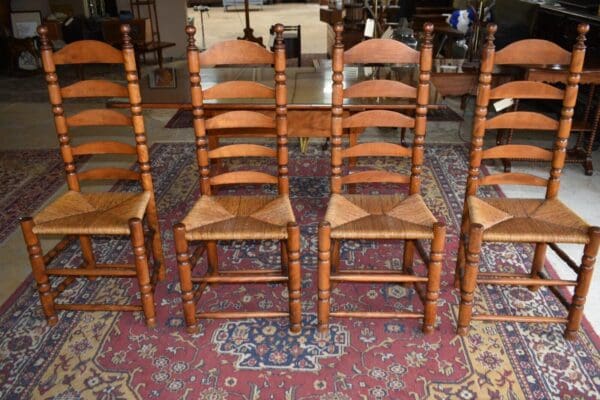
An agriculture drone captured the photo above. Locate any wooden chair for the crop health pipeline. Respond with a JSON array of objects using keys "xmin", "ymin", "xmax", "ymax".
[
  {"xmin": 174, "ymin": 25, "xmax": 301, "ymax": 334},
  {"xmin": 455, "ymin": 23, "xmax": 599, "ymax": 340},
  {"xmin": 21, "ymin": 25, "xmax": 165, "ymax": 327},
  {"xmin": 317, "ymin": 23, "xmax": 446, "ymax": 334}
]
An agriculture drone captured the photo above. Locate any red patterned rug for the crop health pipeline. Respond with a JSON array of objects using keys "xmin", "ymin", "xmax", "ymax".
[{"xmin": 0, "ymin": 142, "xmax": 598, "ymax": 399}]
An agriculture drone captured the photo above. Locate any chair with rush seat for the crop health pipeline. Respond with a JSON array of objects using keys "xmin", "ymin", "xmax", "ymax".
[
  {"xmin": 21, "ymin": 25, "xmax": 165, "ymax": 327},
  {"xmin": 455, "ymin": 23, "xmax": 599, "ymax": 340},
  {"xmin": 174, "ymin": 25, "xmax": 301, "ymax": 334},
  {"xmin": 317, "ymin": 23, "xmax": 446, "ymax": 334}
]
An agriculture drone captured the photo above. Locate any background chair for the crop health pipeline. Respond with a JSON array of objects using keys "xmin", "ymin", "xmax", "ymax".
[
  {"xmin": 21, "ymin": 25, "xmax": 165, "ymax": 327},
  {"xmin": 455, "ymin": 23, "xmax": 599, "ymax": 340},
  {"xmin": 174, "ymin": 24, "xmax": 301, "ymax": 334},
  {"xmin": 317, "ymin": 23, "xmax": 446, "ymax": 334}
]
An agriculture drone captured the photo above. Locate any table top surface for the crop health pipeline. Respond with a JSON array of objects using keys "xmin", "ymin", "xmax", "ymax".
[{"xmin": 131, "ymin": 63, "xmax": 445, "ymax": 109}]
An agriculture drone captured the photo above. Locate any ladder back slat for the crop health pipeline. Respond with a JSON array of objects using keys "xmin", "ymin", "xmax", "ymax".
[
  {"xmin": 210, "ymin": 171, "xmax": 278, "ymax": 186},
  {"xmin": 485, "ymin": 111, "xmax": 559, "ymax": 131},
  {"xmin": 77, "ymin": 168, "xmax": 140, "ymax": 181},
  {"xmin": 494, "ymin": 39, "xmax": 571, "ymax": 66},
  {"xmin": 208, "ymin": 144, "xmax": 277, "ymax": 159},
  {"xmin": 342, "ymin": 142, "xmax": 412, "ymax": 158},
  {"xmin": 72, "ymin": 141, "xmax": 137, "ymax": 156},
  {"xmin": 341, "ymin": 170, "xmax": 411, "ymax": 185},
  {"xmin": 342, "ymin": 110, "xmax": 414, "ymax": 129},
  {"xmin": 61, "ymin": 80, "xmax": 129, "ymax": 98},
  {"xmin": 479, "ymin": 172, "xmax": 548, "ymax": 187},
  {"xmin": 344, "ymin": 39, "xmax": 420, "ymax": 64},
  {"xmin": 205, "ymin": 111, "xmax": 276, "ymax": 130},
  {"xmin": 344, "ymin": 80, "xmax": 417, "ymax": 99},
  {"xmin": 53, "ymin": 40, "xmax": 124, "ymax": 64},
  {"xmin": 67, "ymin": 109, "xmax": 132, "ymax": 127},
  {"xmin": 482, "ymin": 145, "xmax": 553, "ymax": 161},
  {"xmin": 489, "ymin": 81, "xmax": 565, "ymax": 100},
  {"xmin": 198, "ymin": 40, "xmax": 274, "ymax": 65},
  {"xmin": 203, "ymin": 81, "xmax": 275, "ymax": 100}
]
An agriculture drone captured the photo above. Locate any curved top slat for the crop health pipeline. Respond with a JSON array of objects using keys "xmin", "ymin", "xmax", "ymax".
[
  {"xmin": 482, "ymin": 144, "xmax": 553, "ymax": 161},
  {"xmin": 342, "ymin": 109, "xmax": 415, "ymax": 129},
  {"xmin": 66, "ymin": 109, "xmax": 132, "ymax": 127},
  {"xmin": 209, "ymin": 144, "xmax": 277, "ymax": 159},
  {"xmin": 489, "ymin": 81, "xmax": 564, "ymax": 100},
  {"xmin": 54, "ymin": 40, "xmax": 124, "ymax": 65},
  {"xmin": 203, "ymin": 81, "xmax": 275, "ymax": 100},
  {"xmin": 344, "ymin": 39, "xmax": 420, "ymax": 65},
  {"xmin": 205, "ymin": 110, "xmax": 276, "ymax": 130},
  {"xmin": 485, "ymin": 111, "xmax": 559, "ymax": 131},
  {"xmin": 344, "ymin": 80, "xmax": 417, "ymax": 99},
  {"xmin": 494, "ymin": 39, "xmax": 571, "ymax": 66},
  {"xmin": 199, "ymin": 40, "xmax": 274, "ymax": 65},
  {"xmin": 61, "ymin": 80, "xmax": 128, "ymax": 98}
]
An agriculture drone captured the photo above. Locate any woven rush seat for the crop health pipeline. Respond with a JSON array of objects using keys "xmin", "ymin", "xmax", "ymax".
[
  {"xmin": 33, "ymin": 191, "xmax": 151, "ymax": 235},
  {"xmin": 468, "ymin": 197, "xmax": 590, "ymax": 244},
  {"xmin": 326, "ymin": 194, "xmax": 437, "ymax": 240},
  {"xmin": 182, "ymin": 195, "xmax": 295, "ymax": 241}
]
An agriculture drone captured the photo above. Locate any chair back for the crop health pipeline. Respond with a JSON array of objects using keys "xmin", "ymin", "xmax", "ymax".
[
  {"xmin": 330, "ymin": 22, "xmax": 434, "ymax": 195},
  {"xmin": 466, "ymin": 23, "xmax": 588, "ymax": 200},
  {"xmin": 38, "ymin": 24, "xmax": 154, "ymax": 195},
  {"xmin": 185, "ymin": 25, "xmax": 289, "ymax": 196}
]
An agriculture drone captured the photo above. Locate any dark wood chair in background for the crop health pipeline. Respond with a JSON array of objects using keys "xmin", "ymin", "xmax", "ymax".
[
  {"xmin": 21, "ymin": 25, "xmax": 165, "ymax": 327},
  {"xmin": 269, "ymin": 24, "xmax": 301, "ymax": 67},
  {"xmin": 174, "ymin": 25, "xmax": 301, "ymax": 334},
  {"xmin": 317, "ymin": 23, "xmax": 446, "ymax": 334},
  {"xmin": 455, "ymin": 23, "xmax": 599, "ymax": 340}
]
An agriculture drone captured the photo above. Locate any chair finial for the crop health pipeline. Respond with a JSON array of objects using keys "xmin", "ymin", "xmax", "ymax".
[
  {"xmin": 423, "ymin": 22, "xmax": 434, "ymax": 47},
  {"xmin": 334, "ymin": 22, "xmax": 343, "ymax": 47},
  {"xmin": 37, "ymin": 25, "xmax": 51, "ymax": 49},
  {"xmin": 186, "ymin": 25, "xmax": 197, "ymax": 49},
  {"xmin": 485, "ymin": 23, "xmax": 497, "ymax": 49},
  {"xmin": 121, "ymin": 24, "xmax": 132, "ymax": 48},
  {"xmin": 576, "ymin": 23, "xmax": 589, "ymax": 50}
]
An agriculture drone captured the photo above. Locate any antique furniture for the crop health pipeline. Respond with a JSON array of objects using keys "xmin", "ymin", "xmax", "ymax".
[
  {"xmin": 128, "ymin": 0, "xmax": 175, "ymax": 68},
  {"xmin": 317, "ymin": 23, "xmax": 446, "ymax": 333},
  {"xmin": 269, "ymin": 24, "xmax": 301, "ymax": 67},
  {"xmin": 22, "ymin": 25, "xmax": 165, "ymax": 327},
  {"xmin": 174, "ymin": 25, "xmax": 302, "ymax": 333},
  {"xmin": 455, "ymin": 23, "xmax": 599, "ymax": 340}
]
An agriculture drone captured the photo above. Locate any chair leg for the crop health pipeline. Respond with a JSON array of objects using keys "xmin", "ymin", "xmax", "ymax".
[
  {"xmin": 423, "ymin": 223, "xmax": 446, "ymax": 334},
  {"xmin": 317, "ymin": 222, "xmax": 332, "ymax": 332},
  {"xmin": 20, "ymin": 217, "xmax": 57, "ymax": 326},
  {"xmin": 79, "ymin": 235, "xmax": 97, "ymax": 281},
  {"xmin": 174, "ymin": 223, "xmax": 198, "ymax": 333},
  {"xmin": 206, "ymin": 241, "xmax": 219, "ymax": 276},
  {"xmin": 280, "ymin": 240, "xmax": 288, "ymax": 275},
  {"xmin": 528, "ymin": 243, "xmax": 547, "ymax": 291},
  {"xmin": 129, "ymin": 218, "xmax": 156, "ymax": 328},
  {"xmin": 457, "ymin": 223, "xmax": 483, "ymax": 336},
  {"xmin": 331, "ymin": 239, "xmax": 340, "ymax": 274},
  {"xmin": 146, "ymin": 198, "xmax": 166, "ymax": 281},
  {"xmin": 455, "ymin": 206, "xmax": 470, "ymax": 289},
  {"xmin": 565, "ymin": 227, "xmax": 600, "ymax": 340},
  {"xmin": 402, "ymin": 239, "xmax": 415, "ymax": 287},
  {"xmin": 286, "ymin": 223, "xmax": 302, "ymax": 333}
]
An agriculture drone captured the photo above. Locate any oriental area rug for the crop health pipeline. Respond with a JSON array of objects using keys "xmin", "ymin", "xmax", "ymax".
[{"xmin": 0, "ymin": 142, "xmax": 598, "ymax": 399}]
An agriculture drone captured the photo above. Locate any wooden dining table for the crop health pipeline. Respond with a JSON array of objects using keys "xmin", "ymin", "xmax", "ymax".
[{"xmin": 108, "ymin": 63, "xmax": 448, "ymax": 140}]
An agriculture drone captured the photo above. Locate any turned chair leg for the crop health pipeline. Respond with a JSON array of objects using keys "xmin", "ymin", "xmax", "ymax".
[
  {"xmin": 565, "ymin": 226, "xmax": 600, "ymax": 340},
  {"xmin": 174, "ymin": 223, "xmax": 198, "ymax": 333},
  {"xmin": 129, "ymin": 218, "xmax": 156, "ymax": 328},
  {"xmin": 20, "ymin": 217, "xmax": 57, "ymax": 326},
  {"xmin": 80, "ymin": 235, "xmax": 97, "ymax": 281},
  {"xmin": 280, "ymin": 240, "xmax": 288, "ymax": 275},
  {"xmin": 206, "ymin": 241, "xmax": 219, "ymax": 276},
  {"xmin": 528, "ymin": 243, "xmax": 547, "ymax": 291},
  {"xmin": 286, "ymin": 223, "xmax": 302, "ymax": 333},
  {"xmin": 455, "ymin": 206, "xmax": 470, "ymax": 289},
  {"xmin": 457, "ymin": 223, "xmax": 483, "ymax": 336},
  {"xmin": 146, "ymin": 199, "xmax": 166, "ymax": 281},
  {"xmin": 331, "ymin": 239, "xmax": 340, "ymax": 274},
  {"xmin": 423, "ymin": 223, "xmax": 446, "ymax": 334},
  {"xmin": 317, "ymin": 222, "xmax": 332, "ymax": 332},
  {"xmin": 402, "ymin": 239, "xmax": 415, "ymax": 287}
]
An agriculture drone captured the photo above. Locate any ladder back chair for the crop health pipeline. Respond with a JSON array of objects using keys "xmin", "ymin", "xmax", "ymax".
[
  {"xmin": 455, "ymin": 23, "xmax": 599, "ymax": 340},
  {"xmin": 317, "ymin": 23, "xmax": 446, "ymax": 334},
  {"xmin": 22, "ymin": 25, "xmax": 165, "ymax": 327},
  {"xmin": 174, "ymin": 25, "xmax": 301, "ymax": 334}
]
